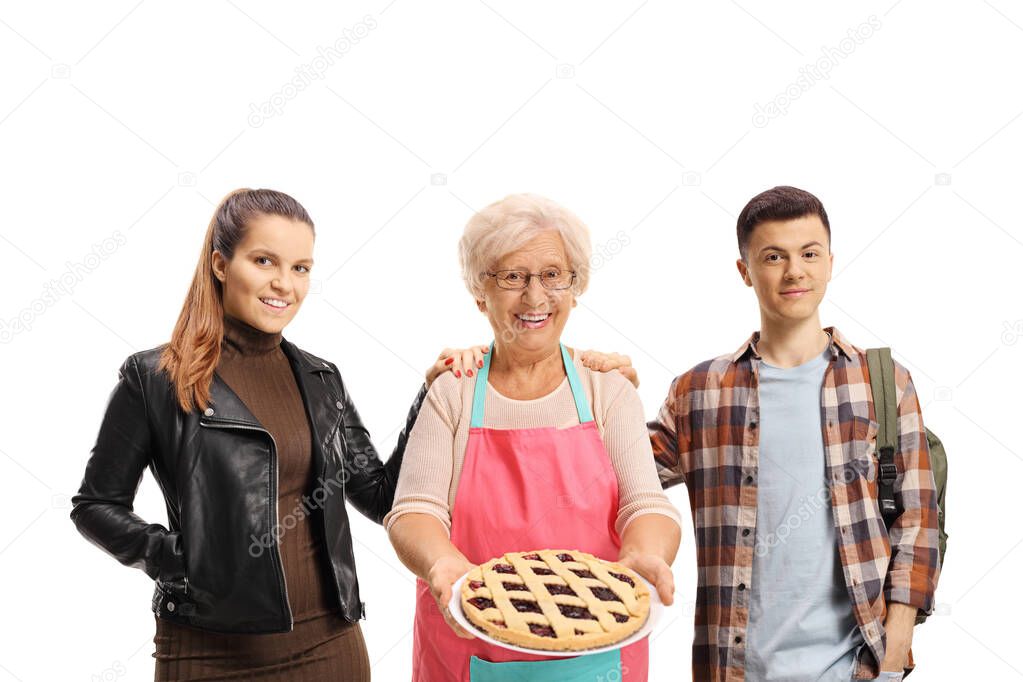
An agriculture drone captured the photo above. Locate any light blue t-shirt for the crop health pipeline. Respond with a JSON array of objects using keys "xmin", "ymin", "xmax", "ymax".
[{"xmin": 744, "ymin": 347, "xmax": 867, "ymax": 681}]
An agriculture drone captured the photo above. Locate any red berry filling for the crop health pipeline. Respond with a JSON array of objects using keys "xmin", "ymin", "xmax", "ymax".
[
  {"xmin": 572, "ymin": 569, "xmax": 597, "ymax": 579},
  {"xmin": 522, "ymin": 553, "xmax": 541, "ymax": 560},
  {"xmin": 590, "ymin": 587, "xmax": 618, "ymax": 601},
  {"xmin": 556, "ymin": 553, "xmax": 575, "ymax": 562},
  {"xmin": 609, "ymin": 572, "xmax": 635, "ymax": 587},
  {"xmin": 502, "ymin": 582, "xmax": 528, "ymax": 591},
  {"xmin": 614, "ymin": 613, "xmax": 630, "ymax": 623},
  {"xmin": 468, "ymin": 580, "xmax": 484, "ymax": 590},
  {"xmin": 533, "ymin": 567, "xmax": 555, "ymax": 575},
  {"xmin": 511, "ymin": 599, "xmax": 542, "ymax": 614},
  {"xmin": 558, "ymin": 604, "xmax": 597, "ymax": 620},
  {"xmin": 468, "ymin": 597, "xmax": 495, "ymax": 610},
  {"xmin": 529, "ymin": 624, "xmax": 556, "ymax": 638},
  {"xmin": 494, "ymin": 564, "xmax": 515, "ymax": 574},
  {"xmin": 547, "ymin": 584, "xmax": 577, "ymax": 596}
]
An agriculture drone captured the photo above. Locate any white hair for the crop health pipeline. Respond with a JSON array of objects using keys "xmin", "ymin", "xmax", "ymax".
[{"xmin": 458, "ymin": 193, "xmax": 592, "ymax": 301}]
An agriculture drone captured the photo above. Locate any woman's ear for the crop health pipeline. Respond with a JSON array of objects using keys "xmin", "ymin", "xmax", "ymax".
[
  {"xmin": 211, "ymin": 250, "xmax": 227, "ymax": 283},
  {"xmin": 476, "ymin": 298, "xmax": 486, "ymax": 313}
]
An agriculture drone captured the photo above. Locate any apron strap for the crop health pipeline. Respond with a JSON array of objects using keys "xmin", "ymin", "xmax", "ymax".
[
  {"xmin": 561, "ymin": 344, "xmax": 594, "ymax": 424},
  {"xmin": 470, "ymin": 342, "xmax": 594, "ymax": 428},
  {"xmin": 469, "ymin": 342, "xmax": 493, "ymax": 428}
]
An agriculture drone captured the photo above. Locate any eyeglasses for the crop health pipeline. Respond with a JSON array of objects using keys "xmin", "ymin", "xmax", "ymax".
[{"xmin": 485, "ymin": 268, "xmax": 576, "ymax": 291}]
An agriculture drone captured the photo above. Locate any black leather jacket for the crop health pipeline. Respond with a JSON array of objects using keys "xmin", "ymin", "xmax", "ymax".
[{"xmin": 70, "ymin": 337, "xmax": 425, "ymax": 634}]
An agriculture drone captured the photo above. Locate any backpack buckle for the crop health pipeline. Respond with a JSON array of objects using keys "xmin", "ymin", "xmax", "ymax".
[
  {"xmin": 878, "ymin": 445, "xmax": 897, "ymax": 485},
  {"xmin": 879, "ymin": 498, "xmax": 898, "ymax": 515}
]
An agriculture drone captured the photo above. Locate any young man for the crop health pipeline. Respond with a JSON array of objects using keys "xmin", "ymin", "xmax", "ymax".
[{"xmin": 645, "ymin": 186, "xmax": 940, "ymax": 681}]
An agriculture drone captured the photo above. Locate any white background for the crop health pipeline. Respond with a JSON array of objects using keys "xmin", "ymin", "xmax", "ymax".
[{"xmin": 1, "ymin": 1, "xmax": 1021, "ymax": 680}]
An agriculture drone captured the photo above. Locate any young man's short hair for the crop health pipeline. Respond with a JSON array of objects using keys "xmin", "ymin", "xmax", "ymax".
[{"xmin": 736, "ymin": 186, "xmax": 831, "ymax": 261}]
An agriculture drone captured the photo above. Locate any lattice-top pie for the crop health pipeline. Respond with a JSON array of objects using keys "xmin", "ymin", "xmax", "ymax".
[{"xmin": 460, "ymin": 549, "xmax": 650, "ymax": 651}]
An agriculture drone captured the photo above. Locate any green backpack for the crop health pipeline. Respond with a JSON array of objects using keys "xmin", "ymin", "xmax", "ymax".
[{"xmin": 866, "ymin": 348, "xmax": 947, "ymax": 624}]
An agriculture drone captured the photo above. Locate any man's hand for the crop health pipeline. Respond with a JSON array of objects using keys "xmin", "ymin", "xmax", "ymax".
[
  {"xmin": 880, "ymin": 602, "xmax": 916, "ymax": 672},
  {"xmin": 579, "ymin": 350, "xmax": 639, "ymax": 388},
  {"xmin": 426, "ymin": 346, "xmax": 490, "ymax": 387}
]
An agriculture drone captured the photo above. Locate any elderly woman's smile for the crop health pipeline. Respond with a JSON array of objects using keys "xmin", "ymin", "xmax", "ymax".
[{"xmin": 515, "ymin": 311, "xmax": 551, "ymax": 329}]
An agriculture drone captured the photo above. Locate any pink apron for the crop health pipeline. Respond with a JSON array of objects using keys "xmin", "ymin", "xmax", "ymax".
[{"xmin": 411, "ymin": 343, "xmax": 649, "ymax": 681}]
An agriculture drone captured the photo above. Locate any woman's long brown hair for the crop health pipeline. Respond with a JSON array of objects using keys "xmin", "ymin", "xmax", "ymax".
[{"xmin": 157, "ymin": 188, "xmax": 314, "ymax": 412}]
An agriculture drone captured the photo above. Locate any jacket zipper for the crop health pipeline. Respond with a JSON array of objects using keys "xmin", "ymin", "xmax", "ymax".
[
  {"xmin": 199, "ymin": 419, "xmax": 294, "ymax": 630},
  {"xmin": 322, "ymin": 409, "xmax": 347, "ymax": 612}
]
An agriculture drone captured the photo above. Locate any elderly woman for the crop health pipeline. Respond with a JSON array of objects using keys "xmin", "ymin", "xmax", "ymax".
[{"xmin": 385, "ymin": 193, "xmax": 682, "ymax": 681}]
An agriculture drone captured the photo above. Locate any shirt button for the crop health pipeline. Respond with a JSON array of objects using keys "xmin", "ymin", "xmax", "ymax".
[
  {"xmin": 742, "ymin": 528, "xmax": 751, "ymax": 537},
  {"xmin": 335, "ymin": 400, "xmax": 343, "ymax": 410},
  {"xmin": 749, "ymin": 420, "xmax": 757, "ymax": 429},
  {"xmin": 738, "ymin": 583, "xmax": 746, "ymax": 591},
  {"xmin": 167, "ymin": 601, "xmax": 176, "ymax": 612},
  {"xmin": 734, "ymin": 636, "xmax": 743, "ymax": 644},
  {"xmin": 745, "ymin": 476, "xmax": 754, "ymax": 485},
  {"xmin": 203, "ymin": 408, "xmax": 214, "ymax": 417}
]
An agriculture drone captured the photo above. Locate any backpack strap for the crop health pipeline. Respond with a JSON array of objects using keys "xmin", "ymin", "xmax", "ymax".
[{"xmin": 866, "ymin": 347, "xmax": 900, "ymax": 527}]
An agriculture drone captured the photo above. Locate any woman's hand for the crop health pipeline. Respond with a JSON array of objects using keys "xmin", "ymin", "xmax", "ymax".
[
  {"xmin": 618, "ymin": 552, "xmax": 674, "ymax": 606},
  {"xmin": 579, "ymin": 350, "xmax": 639, "ymax": 388},
  {"xmin": 426, "ymin": 346, "xmax": 490, "ymax": 387},
  {"xmin": 427, "ymin": 555, "xmax": 477, "ymax": 639}
]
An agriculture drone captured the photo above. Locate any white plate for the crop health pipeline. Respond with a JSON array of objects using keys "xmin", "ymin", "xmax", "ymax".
[{"xmin": 447, "ymin": 570, "xmax": 664, "ymax": 658}]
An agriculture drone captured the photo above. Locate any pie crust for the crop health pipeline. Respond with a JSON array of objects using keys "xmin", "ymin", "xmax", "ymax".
[{"xmin": 460, "ymin": 549, "xmax": 650, "ymax": 651}]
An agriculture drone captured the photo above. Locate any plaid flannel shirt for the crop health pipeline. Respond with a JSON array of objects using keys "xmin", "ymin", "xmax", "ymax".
[{"xmin": 650, "ymin": 327, "xmax": 940, "ymax": 681}]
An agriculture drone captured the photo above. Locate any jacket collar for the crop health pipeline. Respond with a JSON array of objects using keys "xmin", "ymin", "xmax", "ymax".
[
  {"xmin": 279, "ymin": 336, "xmax": 336, "ymax": 377},
  {"xmin": 729, "ymin": 325, "xmax": 855, "ymax": 364},
  {"xmin": 202, "ymin": 338, "xmax": 344, "ymax": 468}
]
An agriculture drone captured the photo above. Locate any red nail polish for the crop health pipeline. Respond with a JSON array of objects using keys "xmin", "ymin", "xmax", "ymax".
[
  {"xmin": 454, "ymin": 371, "xmax": 461, "ymax": 378},
  {"xmin": 467, "ymin": 369, "xmax": 473, "ymax": 377},
  {"xmin": 445, "ymin": 357, "xmax": 454, "ymax": 366},
  {"xmin": 478, "ymin": 360, "xmax": 484, "ymax": 368}
]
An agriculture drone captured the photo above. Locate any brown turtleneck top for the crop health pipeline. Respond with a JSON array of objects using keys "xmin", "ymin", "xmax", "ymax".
[
  {"xmin": 213, "ymin": 312, "xmax": 336, "ymax": 621},
  {"xmin": 153, "ymin": 313, "xmax": 370, "ymax": 681}
]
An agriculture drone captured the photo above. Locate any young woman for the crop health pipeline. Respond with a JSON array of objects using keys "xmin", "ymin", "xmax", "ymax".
[{"xmin": 70, "ymin": 188, "xmax": 475, "ymax": 680}]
